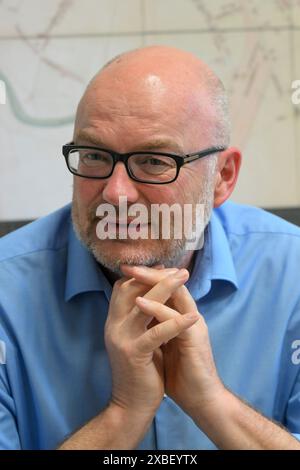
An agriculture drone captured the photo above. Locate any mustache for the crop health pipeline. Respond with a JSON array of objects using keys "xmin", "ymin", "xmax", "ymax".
[{"xmin": 89, "ymin": 202, "xmax": 152, "ymax": 221}]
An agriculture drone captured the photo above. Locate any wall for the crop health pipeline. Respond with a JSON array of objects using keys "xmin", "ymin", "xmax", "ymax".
[{"xmin": 1, "ymin": 0, "xmax": 300, "ymax": 221}]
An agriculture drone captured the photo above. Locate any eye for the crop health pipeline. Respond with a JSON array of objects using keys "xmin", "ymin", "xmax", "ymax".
[
  {"xmin": 131, "ymin": 155, "xmax": 176, "ymax": 177},
  {"xmin": 80, "ymin": 151, "xmax": 111, "ymax": 166},
  {"xmin": 139, "ymin": 157, "xmax": 174, "ymax": 168},
  {"xmin": 85, "ymin": 153, "xmax": 100, "ymax": 160},
  {"xmin": 144, "ymin": 158, "xmax": 168, "ymax": 166}
]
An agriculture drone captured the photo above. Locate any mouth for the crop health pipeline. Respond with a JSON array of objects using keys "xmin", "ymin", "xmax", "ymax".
[{"xmin": 111, "ymin": 222, "xmax": 149, "ymax": 233}]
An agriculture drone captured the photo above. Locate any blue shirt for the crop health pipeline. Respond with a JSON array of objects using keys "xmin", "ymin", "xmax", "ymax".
[{"xmin": 0, "ymin": 201, "xmax": 300, "ymax": 449}]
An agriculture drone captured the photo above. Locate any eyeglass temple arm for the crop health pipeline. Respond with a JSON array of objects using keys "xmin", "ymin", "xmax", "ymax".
[{"xmin": 184, "ymin": 147, "xmax": 226, "ymax": 163}]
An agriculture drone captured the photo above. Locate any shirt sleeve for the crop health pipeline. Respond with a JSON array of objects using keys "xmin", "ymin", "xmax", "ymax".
[
  {"xmin": 285, "ymin": 371, "xmax": 300, "ymax": 441},
  {"xmin": 284, "ymin": 301, "xmax": 300, "ymax": 442},
  {"xmin": 0, "ymin": 338, "xmax": 21, "ymax": 449}
]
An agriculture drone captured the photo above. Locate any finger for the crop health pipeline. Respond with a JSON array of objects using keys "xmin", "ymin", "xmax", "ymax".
[
  {"xmin": 168, "ymin": 284, "xmax": 197, "ymax": 315},
  {"xmin": 136, "ymin": 296, "xmax": 180, "ymax": 322},
  {"xmin": 126, "ymin": 270, "xmax": 188, "ymax": 330},
  {"xmin": 121, "ymin": 264, "xmax": 178, "ymax": 282},
  {"xmin": 109, "ymin": 277, "xmax": 149, "ymax": 321},
  {"xmin": 152, "ymin": 264, "xmax": 165, "ymax": 269},
  {"xmin": 121, "ymin": 263, "xmax": 165, "ymax": 270},
  {"xmin": 119, "ymin": 266, "xmax": 195, "ymax": 315},
  {"xmin": 135, "ymin": 312, "xmax": 199, "ymax": 354},
  {"xmin": 137, "ymin": 269, "xmax": 189, "ymax": 306},
  {"xmin": 127, "ymin": 269, "xmax": 189, "ymax": 329},
  {"xmin": 110, "ymin": 277, "xmax": 134, "ymax": 304},
  {"xmin": 136, "ymin": 296, "xmax": 200, "ymax": 342}
]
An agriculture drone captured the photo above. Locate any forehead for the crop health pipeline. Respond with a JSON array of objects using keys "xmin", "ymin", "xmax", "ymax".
[
  {"xmin": 75, "ymin": 128, "xmax": 186, "ymax": 154},
  {"xmin": 75, "ymin": 71, "xmax": 215, "ymax": 151}
]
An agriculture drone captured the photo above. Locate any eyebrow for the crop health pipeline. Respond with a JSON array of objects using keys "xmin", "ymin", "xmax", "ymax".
[
  {"xmin": 74, "ymin": 130, "xmax": 106, "ymax": 147},
  {"xmin": 74, "ymin": 129, "xmax": 184, "ymax": 154}
]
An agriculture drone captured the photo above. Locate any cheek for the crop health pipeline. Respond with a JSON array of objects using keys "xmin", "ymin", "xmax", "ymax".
[
  {"xmin": 179, "ymin": 168, "xmax": 209, "ymax": 202},
  {"xmin": 141, "ymin": 185, "xmax": 179, "ymax": 205},
  {"xmin": 73, "ymin": 177, "xmax": 106, "ymax": 206},
  {"xmin": 174, "ymin": 172, "xmax": 200, "ymax": 203},
  {"xmin": 143, "ymin": 174, "xmax": 199, "ymax": 205}
]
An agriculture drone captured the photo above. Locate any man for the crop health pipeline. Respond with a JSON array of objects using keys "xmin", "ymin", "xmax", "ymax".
[{"xmin": 0, "ymin": 45, "xmax": 300, "ymax": 450}]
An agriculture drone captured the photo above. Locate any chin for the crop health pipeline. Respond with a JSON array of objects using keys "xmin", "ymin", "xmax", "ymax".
[
  {"xmin": 91, "ymin": 237, "xmax": 161, "ymax": 262},
  {"xmin": 90, "ymin": 242, "xmax": 159, "ymax": 275},
  {"xmin": 72, "ymin": 213, "xmax": 188, "ymax": 272},
  {"xmin": 89, "ymin": 236, "xmax": 187, "ymax": 275}
]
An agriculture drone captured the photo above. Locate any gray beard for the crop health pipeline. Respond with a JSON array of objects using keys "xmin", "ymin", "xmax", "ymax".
[
  {"xmin": 72, "ymin": 202, "xmax": 213, "ymax": 278},
  {"xmin": 72, "ymin": 223, "xmax": 189, "ymax": 277},
  {"xmin": 71, "ymin": 165, "xmax": 215, "ymax": 277}
]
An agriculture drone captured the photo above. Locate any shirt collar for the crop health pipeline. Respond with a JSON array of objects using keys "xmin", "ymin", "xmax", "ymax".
[
  {"xmin": 65, "ymin": 220, "xmax": 112, "ymax": 302},
  {"xmin": 185, "ymin": 209, "xmax": 239, "ymax": 301}
]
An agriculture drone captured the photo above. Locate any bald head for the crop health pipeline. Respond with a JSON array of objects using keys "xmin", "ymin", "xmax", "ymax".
[{"xmin": 75, "ymin": 45, "xmax": 230, "ymax": 149}]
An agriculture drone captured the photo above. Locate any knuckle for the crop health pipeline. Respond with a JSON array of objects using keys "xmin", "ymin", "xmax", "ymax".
[
  {"xmin": 104, "ymin": 320, "xmax": 113, "ymax": 336},
  {"xmin": 105, "ymin": 325, "xmax": 123, "ymax": 346},
  {"xmin": 150, "ymin": 324, "xmax": 162, "ymax": 342},
  {"xmin": 104, "ymin": 324, "xmax": 111, "ymax": 339},
  {"xmin": 104, "ymin": 329, "xmax": 116, "ymax": 347},
  {"xmin": 110, "ymin": 340, "xmax": 133, "ymax": 359},
  {"xmin": 119, "ymin": 343, "xmax": 131, "ymax": 357},
  {"xmin": 196, "ymin": 312, "xmax": 206, "ymax": 326},
  {"xmin": 174, "ymin": 316, "xmax": 184, "ymax": 329},
  {"xmin": 200, "ymin": 316, "xmax": 208, "ymax": 331}
]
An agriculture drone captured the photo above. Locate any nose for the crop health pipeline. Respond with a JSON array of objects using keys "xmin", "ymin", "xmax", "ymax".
[{"xmin": 101, "ymin": 162, "xmax": 140, "ymax": 205}]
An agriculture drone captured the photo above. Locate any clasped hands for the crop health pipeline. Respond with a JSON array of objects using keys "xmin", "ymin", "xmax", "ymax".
[{"xmin": 104, "ymin": 264, "xmax": 225, "ymax": 423}]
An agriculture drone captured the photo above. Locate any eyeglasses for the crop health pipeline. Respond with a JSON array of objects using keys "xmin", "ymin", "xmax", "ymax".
[{"xmin": 62, "ymin": 142, "xmax": 226, "ymax": 184}]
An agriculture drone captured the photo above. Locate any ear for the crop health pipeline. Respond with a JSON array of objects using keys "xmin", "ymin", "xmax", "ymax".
[{"xmin": 213, "ymin": 147, "xmax": 242, "ymax": 208}]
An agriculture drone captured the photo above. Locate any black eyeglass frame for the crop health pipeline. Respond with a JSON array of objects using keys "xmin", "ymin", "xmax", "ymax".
[{"xmin": 62, "ymin": 142, "xmax": 226, "ymax": 184}]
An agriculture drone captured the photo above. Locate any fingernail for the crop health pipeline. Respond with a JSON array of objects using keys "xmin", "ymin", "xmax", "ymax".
[
  {"xmin": 185, "ymin": 312, "xmax": 198, "ymax": 320},
  {"xmin": 120, "ymin": 264, "xmax": 135, "ymax": 271},
  {"xmin": 136, "ymin": 296, "xmax": 151, "ymax": 304},
  {"xmin": 132, "ymin": 266, "xmax": 148, "ymax": 271},
  {"xmin": 174, "ymin": 269, "xmax": 188, "ymax": 279}
]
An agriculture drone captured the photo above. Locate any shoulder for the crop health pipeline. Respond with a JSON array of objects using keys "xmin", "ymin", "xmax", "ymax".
[
  {"xmin": 0, "ymin": 204, "xmax": 72, "ymax": 303},
  {"xmin": 214, "ymin": 202, "xmax": 300, "ymax": 321},
  {"xmin": 214, "ymin": 201, "xmax": 300, "ymax": 307},
  {"xmin": 0, "ymin": 204, "xmax": 73, "ymax": 329},
  {"xmin": 0, "ymin": 203, "xmax": 72, "ymax": 263},
  {"xmin": 214, "ymin": 201, "xmax": 300, "ymax": 283},
  {"xmin": 214, "ymin": 200, "xmax": 300, "ymax": 239}
]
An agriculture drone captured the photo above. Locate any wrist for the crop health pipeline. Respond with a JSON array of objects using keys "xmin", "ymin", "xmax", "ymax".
[
  {"xmin": 108, "ymin": 399, "xmax": 157, "ymax": 421},
  {"xmin": 103, "ymin": 400, "xmax": 156, "ymax": 447},
  {"xmin": 58, "ymin": 401, "xmax": 156, "ymax": 450},
  {"xmin": 186, "ymin": 382, "xmax": 230, "ymax": 426}
]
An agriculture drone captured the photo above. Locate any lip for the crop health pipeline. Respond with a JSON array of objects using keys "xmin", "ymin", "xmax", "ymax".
[
  {"xmin": 104, "ymin": 220, "xmax": 149, "ymax": 227},
  {"xmin": 108, "ymin": 222, "xmax": 149, "ymax": 228}
]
